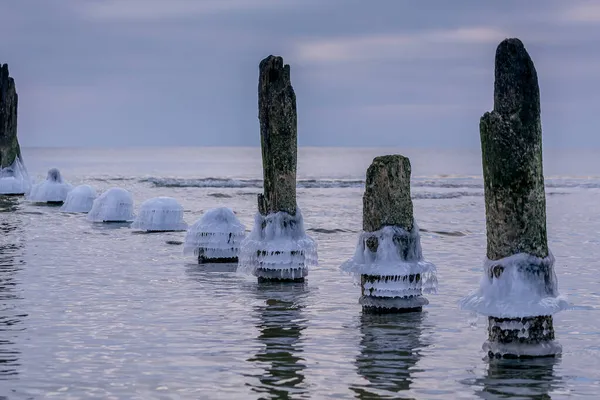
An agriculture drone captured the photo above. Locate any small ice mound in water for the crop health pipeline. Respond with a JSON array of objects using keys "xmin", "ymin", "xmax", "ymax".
[
  {"xmin": 459, "ymin": 251, "xmax": 569, "ymax": 318},
  {"xmin": 131, "ymin": 197, "xmax": 188, "ymax": 232},
  {"xmin": 28, "ymin": 168, "xmax": 73, "ymax": 204},
  {"xmin": 60, "ymin": 185, "xmax": 97, "ymax": 213},
  {"xmin": 87, "ymin": 187, "xmax": 134, "ymax": 222},
  {"xmin": 238, "ymin": 209, "xmax": 318, "ymax": 280},
  {"xmin": 0, "ymin": 156, "xmax": 31, "ymax": 195},
  {"xmin": 183, "ymin": 207, "xmax": 246, "ymax": 263},
  {"xmin": 341, "ymin": 222, "xmax": 438, "ymax": 308}
]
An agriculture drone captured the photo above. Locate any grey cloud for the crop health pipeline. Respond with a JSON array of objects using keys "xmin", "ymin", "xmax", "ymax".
[{"xmin": 1, "ymin": 0, "xmax": 598, "ymax": 148}]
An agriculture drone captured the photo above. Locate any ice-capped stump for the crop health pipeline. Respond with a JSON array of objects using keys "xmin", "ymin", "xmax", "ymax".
[
  {"xmin": 87, "ymin": 187, "xmax": 134, "ymax": 222},
  {"xmin": 342, "ymin": 155, "xmax": 437, "ymax": 313},
  {"xmin": 131, "ymin": 197, "xmax": 187, "ymax": 232},
  {"xmin": 60, "ymin": 184, "xmax": 97, "ymax": 213},
  {"xmin": 28, "ymin": 168, "xmax": 72, "ymax": 204},
  {"xmin": 184, "ymin": 207, "xmax": 246, "ymax": 263}
]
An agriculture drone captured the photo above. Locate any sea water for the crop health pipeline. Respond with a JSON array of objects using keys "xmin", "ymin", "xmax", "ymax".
[{"xmin": 0, "ymin": 146, "xmax": 598, "ymax": 398}]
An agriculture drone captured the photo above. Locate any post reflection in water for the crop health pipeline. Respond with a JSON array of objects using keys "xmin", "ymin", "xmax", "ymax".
[
  {"xmin": 0, "ymin": 196, "xmax": 26, "ymax": 380},
  {"xmin": 246, "ymin": 281, "xmax": 309, "ymax": 400},
  {"xmin": 475, "ymin": 357, "xmax": 563, "ymax": 399},
  {"xmin": 351, "ymin": 311, "xmax": 427, "ymax": 399}
]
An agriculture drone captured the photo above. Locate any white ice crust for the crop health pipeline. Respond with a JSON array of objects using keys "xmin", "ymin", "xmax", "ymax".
[
  {"xmin": 341, "ymin": 222, "xmax": 438, "ymax": 297},
  {"xmin": 60, "ymin": 184, "xmax": 97, "ymax": 213},
  {"xmin": 131, "ymin": 196, "xmax": 187, "ymax": 231},
  {"xmin": 460, "ymin": 251, "xmax": 569, "ymax": 318},
  {"xmin": 28, "ymin": 168, "xmax": 73, "ymax": 203},
  {"xmin": 238, "ymin": 209, "xmax": 318, "ymax": 275},
  {"xmin": 87, "ymin": 187, "xmax": 134, "ymax": 222},
  {"xmin": 184, "ymin": 207, "xmax": 246, "ymax": 259},
  {"xmin": 0, "ymin": 156, "xmax": 31, "ymax": 195}
]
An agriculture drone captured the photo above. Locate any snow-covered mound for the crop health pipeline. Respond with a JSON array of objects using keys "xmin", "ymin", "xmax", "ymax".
[
  {"xmin": 184, "ymin": 207, "xmax": 246, "ymax": 261},
  {"xmin": 87, "ymin": 187, "xmax": 134, "ymax": 222},
  {"xmin": 60, "ymin": 184, "xmax": 97, "ymax": 213},
  {"xmin": 28, "ymin": 168, "xmax": 72, "ymax": 203},
  {"xmin": 238, "ymin": 209, "xmax": 318, "ymax": 279},
  {"xmin": 131, "ymin": 196, "xmax": 187, "ymax": 232},
  {"xmin": 0, "ymin": 156, "xmax": 31, "ymax": 195}
]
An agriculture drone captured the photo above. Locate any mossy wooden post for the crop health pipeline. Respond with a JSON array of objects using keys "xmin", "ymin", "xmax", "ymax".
[
  {"xmin": 360, "ymin": 155, "xmax": 428, "ymax": 313},
  {"xmin": 480, "ymin": 38, "xmax": 557, "ymax": 357},
  {"xmin": 254, "ymin": 55, "xmax": 305, "ymax": 282},
  {"xmin": 257, "ymin": 55, "xmax": 297, "ymax": 217},
  {"xmin": 0, "ymin": 64, "xmax": 21, "ymax": 169}
]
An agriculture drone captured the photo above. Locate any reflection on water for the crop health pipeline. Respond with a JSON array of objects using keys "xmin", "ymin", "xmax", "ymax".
[
  {"xmin": 0, "ymin": 197, "xmax": 26, "ymax": 380},
  {"xmin": 351, "ymin": 312, "xmax": 427, "ymax": 399},
  {"xmin": 247, "ymin": 282, "xmax": 309, "ymax": 400},
  {"xmin": 474, "ymin": 357, "xmax": 563, "ymax": 399}
]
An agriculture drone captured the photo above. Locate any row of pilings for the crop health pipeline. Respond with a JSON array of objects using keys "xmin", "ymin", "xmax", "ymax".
[
  {"xmin": 1, "ymin": 38, "xmax": 568, "ymax": 358},
  {"xmin": 240, "ymin": 38, "xmax": 566, "ymax": 359}
]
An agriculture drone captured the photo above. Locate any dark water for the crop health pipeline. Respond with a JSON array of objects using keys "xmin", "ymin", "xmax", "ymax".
[{"xmin": 0, "ymin": 147, "xmax": 599, "ymax": 398}]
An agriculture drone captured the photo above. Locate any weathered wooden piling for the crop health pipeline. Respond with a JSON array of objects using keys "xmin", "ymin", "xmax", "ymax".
[
  {"xmin": 342, "ymin": 155, "xmax": 437, "ymax": 313},
  {"xmin": 0, "ymin": 64, "xmax": 20, "ymax": 169},
  {"xmin": 257, "ymin": 55, "xmax": 297, "ymax": 217},
  {"xmin": 238, "ymin": 55, "xmax": 317, "ymax": 282},
  {"xmin": 471, "ymin": 38, "xmax": 565, "ymax": 357}
]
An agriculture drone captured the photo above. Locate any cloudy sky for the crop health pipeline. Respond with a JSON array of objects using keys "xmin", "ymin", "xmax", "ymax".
[{"xmin": 2, "ymin": 0, "xmax": 599, "ymax": 148}]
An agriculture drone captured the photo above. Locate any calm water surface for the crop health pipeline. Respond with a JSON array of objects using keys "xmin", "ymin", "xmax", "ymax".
[{"xmin": 0, "ymin": 147, "xmax": 599, "ymax": 399}]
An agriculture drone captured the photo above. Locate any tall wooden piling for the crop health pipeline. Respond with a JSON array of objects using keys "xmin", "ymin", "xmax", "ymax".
[
  {"xmin": 479, "ymin": 38, "xmax": 560, "ymax": 357},
  {"xmin": 0, "ymin": 64, "xmax": 20, "ymax": 169},
  {"xmin": 238, "ymin": 55, "xmax": 317, "ymax": 282}
]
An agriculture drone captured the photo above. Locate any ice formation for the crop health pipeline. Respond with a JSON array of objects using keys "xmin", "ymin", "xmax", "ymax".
[
  {"xmin": 27, "ymin": 168, "xmax": 72, "ymax": 203},
  {"xmin": 459, "ymin": 251, "xmax": 569, "ymax": 318},
  {"xmin": 0, "ymin": 156, "xmax": 31, "ymax": 195},
  {"xmin": 183, "ymin": 207, "xmax": 246, "ymax": 262},
  {"xmin": 341, "ymin": 222, "xmax": 438, "ymax": 306},
  {"xmin": 131, "ymin": 197, "xmax": 188, "ymax": 232},
  {"xmin": 87, "ymin": 187, "xmax": 134, "ymax": 222},
  {"xmin": 238, "ymin": 209, "xmax": 318, "ymax": 280},
  {"xmin": 60, "ymin": 184, "xmax": 97, "ymax": 213}
]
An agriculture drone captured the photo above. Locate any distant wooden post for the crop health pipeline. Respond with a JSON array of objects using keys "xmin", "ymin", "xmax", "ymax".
[{"xmin": 476, "ymin": 38, "xmax": 563, "ymax": 357}]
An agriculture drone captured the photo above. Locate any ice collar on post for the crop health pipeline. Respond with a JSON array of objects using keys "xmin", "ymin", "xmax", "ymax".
[
  {"xmin": 238, "ymin": 209, "xmax": 318, "ymax": 282},
  {"xmin": 131, "ymin": 197, "xmax": 188, "ymax": 232},
  {"xmin": 342, "ymin": 221, "xmax": 437, "ymax": 312},
  {"xmin": 0, "ymin": 156, "xmax": 31, "ymax": 195},
  {"xmin": 184, "ymin": 207, "xmax": 247, "ymax": 263}
]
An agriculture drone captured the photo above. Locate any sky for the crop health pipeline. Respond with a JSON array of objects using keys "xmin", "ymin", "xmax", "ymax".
[{"xmin": 1, "ymin": 0, "xmax": 599, "ymax": 148}]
